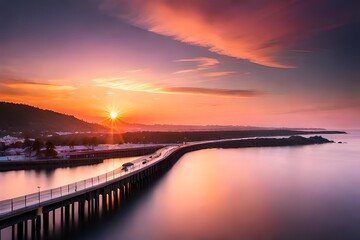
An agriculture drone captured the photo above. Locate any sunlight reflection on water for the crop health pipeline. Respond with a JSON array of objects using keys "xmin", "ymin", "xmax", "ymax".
[{"xmin": 78, "ymin": 131, "xmax": 360, "ymax": 240}]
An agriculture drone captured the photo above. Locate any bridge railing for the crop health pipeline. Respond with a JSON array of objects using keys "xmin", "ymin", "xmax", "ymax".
[{"xmin": 0, "ymin": 162, "xmax": 145, "ymax": 216}]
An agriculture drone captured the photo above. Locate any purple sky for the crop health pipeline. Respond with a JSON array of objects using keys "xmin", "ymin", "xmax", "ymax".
[{"xmin": 0, "ymin": 0, "xmax": 359, "ymax": 129}]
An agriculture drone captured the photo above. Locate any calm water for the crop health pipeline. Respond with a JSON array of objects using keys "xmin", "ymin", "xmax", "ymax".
[
  {"xmin": 0, "ymin": 156, "xmax": 138, "ymax": 200},
  {"xmin": 1, "ymin": 132, "xmax": 360, "ymax": 239},
  {"xmin": 77, "ymin": 131, "xmax": 360, "ymax": 240}
]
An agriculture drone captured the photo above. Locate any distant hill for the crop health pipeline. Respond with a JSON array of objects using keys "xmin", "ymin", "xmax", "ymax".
[
  {"xmin": 0, "ymin": 102, "xmax": 328, "ymax": 135},
  {"xmin": 116, "ymin": 122, "xmax": 325, "ymax": 132},
  {"xmin": 117, "ymin": 122, "xmax": 268, "ymax": 132},
  {"xmin": 0, "ymin": 102, "xmax": 107, "ymax": 133}
]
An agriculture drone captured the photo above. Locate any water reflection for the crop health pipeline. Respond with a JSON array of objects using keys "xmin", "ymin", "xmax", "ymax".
[
  {"xmin": 0, "ymin": 168, "xmax": 156, "ymax": 240},
  {"xmin": 0, "ymin": 156, "xmax": 139, "ymax": 200},
  {"xmin": 71, "ymin": 132, "xmax": 360, "ymax": 240},
  {"xmin": 1, "ymin": 132, "xmax": 360, "ymax": 239}
]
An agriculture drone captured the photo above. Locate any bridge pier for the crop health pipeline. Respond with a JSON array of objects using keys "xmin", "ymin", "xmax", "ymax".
[
  {"xmin": 64, "ymin": 205, "xmax": 70, "ymax": 232},
  {"xmin": 43, "ymin": 212, "xmax": 49, "ymax": 237},
  {"xmin": 24, "ymin": 220, "xmax": 28, "ymax": 239},
  {"xmin": 114, "ymin": 189, "xmax": 119, "ymax": 208},
  {"xmin": 35, "ymin": 215, "xmax": 41, "ymax": 238},
  {"xmin": 79, "ymin": 201, "xmax": 85, "ymax": 221},
  {"xmin": 93, "ymin": 197, "xmax": 97, "ymax": 216},
  {"xmin": 71, "ymin": 203, "xmax": 75, "ymax": 221},
  {"xmin": 95, "ymin": 195, "xmax": 99, "ymax": 216},
  {"xmin": 52, "ymin": 210, "xmax": 56, "ymax": 231},
  {"xmin": 17, "ymin": 222, "xmax": 23, "ymax": 240},
  {"xmin": 87, "ymin": 199, "xmax": 91, "ymax": 219},
  {"xmin": 71, "ymin": 203, "xmax": 76, "ymax": 230},
  {"xmin": 60, "ymin": 207, "xmax": 64, "ymax": 229},
  {"xmin": 101, "ymin": 194, "xmax": 105, "ymax": 215},
  {"xmin": 126, "ymin": 182, "xmax": 130, "ymax": 198},
  {"xmin": 31, "ymin": 219, "xmax": 35, "ymax": 239},
  {"xmin": 110, "ymin": 191, "xmax": 115, "ymax": 211},
  {"xmin": 65, "ymin": 205, "xmax": 70, "ymax": 222},
  {"xmin": 119, "ymin": 185, "xmax": 124, "ymax": 203}
]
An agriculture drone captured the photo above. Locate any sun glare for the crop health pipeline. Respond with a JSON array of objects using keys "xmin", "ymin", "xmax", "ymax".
[{"xmin": 110, "ymin": 111, "xmax": 118, "ymax": 120}]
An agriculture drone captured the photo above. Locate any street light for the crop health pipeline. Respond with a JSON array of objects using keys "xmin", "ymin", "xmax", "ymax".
[{"xmin": 37, "ymin": 186, "xmax": 41, "ymax": 204}]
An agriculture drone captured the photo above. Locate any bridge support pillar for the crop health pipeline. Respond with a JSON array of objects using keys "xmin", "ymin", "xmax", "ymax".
[
  {"xmin": 31, "ymin": 219, "xmax": 35, "ymax": 239},
  {"xmin": 87, "ymin": 199, "xmax": 91, "ymax": 218},
  {"xmin": 79, "ymin": 200, "xmax": 85, "ymax": 223},
  {"xmin": 24, "ymin": 220, "xmax": 28, "ymax": 239},
  {"xmin": 52, "ymin": 210, "xmax": 56, "ymax": 228},
  {"xmin": 35, "ymin": 215, "xmax": 41, "ymax": 238},
  {"xmin": 17, "ymin": 221, "xmax": 23, "ymax": 240},
  {"xmin": 93, "ymin": 197, "xmax": 96, "ymax": 215},
  {"xmin": 11, "ymin": 225, "xmax": 15, "ymax": 239},
  {"xmin": 128, "ymin": 182, "xmax": 131, "ymax": 197},
  {"xmin": 65, "ymin": 205, "xmax": 70, "ymax": 222},
  {"xmin": 94, "ymin": 195, "xmax": 99, "ymax": 215},
  {"xmin": 114, "ymin": 189, "xmax": 119, "ymax": 209},
  {"xmin": 102, "ymin": 194, "xmax": 107, "ymax": 215},
  {"xmin": 60, "ymin": 206, "xmax": 64, "ymax": 227},
  {"xmin": 120, "ymin": 185, "xmax": 124, "ymax": 202},
  {"xmin": 43, "ymin": 212, "xmax": 49, "ymax": 236},
  {"xmin": 72, "ymin": 202, "xmax": 75, "ymax": 218},
  {"xmin": 110, "ymin": 191, "xmax": 114, "ymax": 210}
]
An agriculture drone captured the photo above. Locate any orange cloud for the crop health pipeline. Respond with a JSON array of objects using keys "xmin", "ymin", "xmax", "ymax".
[
  {"xmin": 102, "ymin": 0, "xmax": 350, "ymax": 68},
  {"xmin": 3, "ymin": 80, "xmax": 75, "ymax": 91},
  {"xmin": 0, "ymin": 79, "xmax": 77, "ymax": 112}
]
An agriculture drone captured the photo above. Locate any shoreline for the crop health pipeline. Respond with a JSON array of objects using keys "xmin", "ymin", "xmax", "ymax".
[
  {"xmin": 0, "ymin": 146, "xmax": 164, "ymax": 171},
  {"xmin": 0, "ymin": 135, "xmax": 336, "ymax": 172}
]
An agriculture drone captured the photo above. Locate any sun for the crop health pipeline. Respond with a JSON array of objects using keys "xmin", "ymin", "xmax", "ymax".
[{"xmin": 109, "ymin": 111, "xmax": 118, "ymax": 120}]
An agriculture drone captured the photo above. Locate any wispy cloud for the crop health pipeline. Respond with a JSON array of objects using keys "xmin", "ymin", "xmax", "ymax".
[
  {"xmin": 280, "ymin": 103, "xmax": 360, "ymax": 114},
  {"xmin": 1, "ymin": 80, "xmax": 75, "ymax": 91},
  {"xmin": 158, "ymin": 87, "xmax": 264, "ymax": 97},
  {"xmin": 4, "ymin": 81, "xmax": 75, "ymax": 91},
  {"xmin": 93, "ymin": 77, "xmax": 263, "ymax": 98},
  {"xmin": 102, "ymin": 0, "xmax": 358, "ymax": 68},
  {"xmin": 93, "ymin": 77, "xmax": 161, "ymax": 92},
  {"xmin": 173, "ymin": 57, "xmax": 219, "ymax": 74},
  {"xmin": 93, "ymin": 77, "xmax": 126, "ymax": 84},
  {"xmin": 202, "ymin": 71, "xmax": 235, "ymax": 77}
]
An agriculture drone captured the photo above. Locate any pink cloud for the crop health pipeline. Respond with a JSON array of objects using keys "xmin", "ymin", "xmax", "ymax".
[
  {"xmin": 92, "ymin": 76, "xmax": 262, "ymax": 97},
  {"xmin": 173, "ymin": 57, "xmax": 219, "ymax": 74},
  {"xmin": 203, "ymin": 71, "xmax": 235, "ymax": 77},
  {"xmin": 102, "ymin": 0, "xmax": 353, "ymax": 68},
  {"xmin": 159, "ymin": 87, "xmax": 263, "ymax": 97}
]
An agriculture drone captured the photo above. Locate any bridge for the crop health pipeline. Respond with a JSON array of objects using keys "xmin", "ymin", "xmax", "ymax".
[
  {"xmin": 0, "ymin": 137, "xmax": 241, "ymax": 239},
  {"xmin": 0, "ymin": 142, "xmax": 186, "ymax": 238}
]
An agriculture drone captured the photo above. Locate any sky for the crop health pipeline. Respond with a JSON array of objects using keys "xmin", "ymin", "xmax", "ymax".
[{"xmin": 0, "ymin": 0, "xmax": 359, "ymax": 129}]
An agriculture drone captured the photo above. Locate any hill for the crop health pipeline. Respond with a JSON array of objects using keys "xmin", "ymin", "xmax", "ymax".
[
  {"xmin": 0, "ymin": 102, "xmax": 333, "ymax": 136},
  {"xmin": 0, "ymin": 102, "xmax": 107, "ymax": 133}
]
